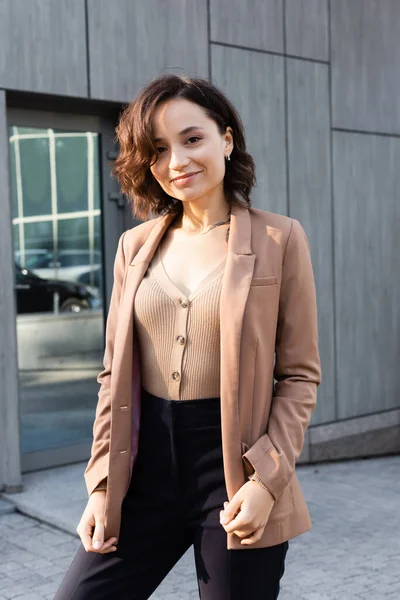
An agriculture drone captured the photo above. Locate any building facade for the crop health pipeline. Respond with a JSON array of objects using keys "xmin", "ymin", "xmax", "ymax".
[{"xmin": 1, "ymin": 0, "xmax": 399, "ymax": 493}]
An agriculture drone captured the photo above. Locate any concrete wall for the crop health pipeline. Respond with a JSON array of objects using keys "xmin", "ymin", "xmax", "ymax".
[{"xmin": 0, "ymin": 0, "xmax": 399, "ymax": 481}]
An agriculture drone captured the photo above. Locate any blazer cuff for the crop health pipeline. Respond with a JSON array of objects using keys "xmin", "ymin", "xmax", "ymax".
[
  {"xmin": 242, "ymin": 437, "xmax": 281, "ymax": 501},
  {"xmin": 84, "ymin": 452, "xmax": 110, "ymax": 497},
  {"xmin": 91, "ymin": 477, "xmax": 107, "ymax": 494}
]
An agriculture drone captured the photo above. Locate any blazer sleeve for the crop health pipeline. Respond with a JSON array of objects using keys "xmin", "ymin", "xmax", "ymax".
[
  {"xmin": 242, "ymin": 218, "xmax": 322, "ymax": 501},
  {"xmin": 84, "ymin": 231, "xmax": 127, "ymax": 497}
]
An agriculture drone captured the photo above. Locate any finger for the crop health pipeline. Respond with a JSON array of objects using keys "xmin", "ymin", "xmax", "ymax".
[
  {"xmin": 222, "ymin": 513, "xmax": 249, "ymax": 534},
  {"xmin": 232, "ymin": 528, "xmax": 254, "ymax": 539},
  {"xmin": 240, "ymin": 526, "xmax": 264, "ymax": 546},
  {"xmin": 105, "ymin": 537, "xmax": 118, "ymax": 546},
  {"xmin": 92, "ymin": 520, "xmax": 105, "ymax": 550},
  {"xmin": 98, "ymin": 545, "xmax": 117, "ymax": 554},
  {"xmin": 100, "ymin": 537, "xmax": 118, "ymax": 551},
  {"xmin": 220, "ymin": 498, "xmax": 243, "ymax": 525},
  {"xmin": 220, "ymin": 508, "xmax": 238, "ymax": 525},
  {"xmin": 219, "ymin": 509, "xmax": 234, "ymax": 525},
  {"xmin": 77, "ymin": 524, "xmax": 95, "ymax": 552},
  {"xmin": 85, "ymin": 537, "xmax": 118, "ymax": 554},
  {"xmin": 221, "ymin": 495, "xmax": 242, "ymax": 523}
]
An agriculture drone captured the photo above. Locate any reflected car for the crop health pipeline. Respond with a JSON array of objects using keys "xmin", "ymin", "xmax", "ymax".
[
  {"xmin": 15, "ymin": 264, "xmax": 102, "ymax": 314},
  {"xmin": 15, "ymin": 249, "xmax": 102, "ymax": 283},
  {"xmin": 77, "ymin": 265, "xmax": 102, "ymax": 290}
]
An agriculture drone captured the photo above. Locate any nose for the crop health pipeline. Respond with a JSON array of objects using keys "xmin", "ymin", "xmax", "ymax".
[{"xmin": 168, "ymin": 146, "xmax": 190, "ymax": 171}]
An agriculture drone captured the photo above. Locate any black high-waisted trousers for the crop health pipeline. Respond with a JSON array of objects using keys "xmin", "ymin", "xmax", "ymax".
[{"xmin": 53, "ymin": 387, "xmax": 289, "ymax": 599}]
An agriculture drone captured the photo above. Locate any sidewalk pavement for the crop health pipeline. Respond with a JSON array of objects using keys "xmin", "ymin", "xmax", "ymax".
[{"xmin": 0, "ymin": 454, "xmax": 399, "ymax": 600}]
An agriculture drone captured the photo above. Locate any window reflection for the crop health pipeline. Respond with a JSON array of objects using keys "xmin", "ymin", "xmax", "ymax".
[
  {"xmin": 9, "ymin": 126, "xmax": 103, "ymax": 312},
  {"xmin": 9, "ymin": 125, "xmax": 105, "ymax": 459},
  {"xmin": 15, "ymin": 264, "xmax": 101, "ymax": 314}
]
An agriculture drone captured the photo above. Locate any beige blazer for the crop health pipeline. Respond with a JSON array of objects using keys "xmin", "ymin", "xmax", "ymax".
[{"xmin": 84, "ymin": 199, "xmax": 321, "ymax": 550}]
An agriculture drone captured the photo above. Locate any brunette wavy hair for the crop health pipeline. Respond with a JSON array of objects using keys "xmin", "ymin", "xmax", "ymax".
[{"xmin": 112, "ymin": 73, "xmax": 256, "ymax": 221}]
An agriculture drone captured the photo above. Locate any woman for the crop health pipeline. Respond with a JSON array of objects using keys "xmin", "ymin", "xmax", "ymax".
[{"xmin": 54, "ymin": 74, "xmax": 321, "ymax": 600}]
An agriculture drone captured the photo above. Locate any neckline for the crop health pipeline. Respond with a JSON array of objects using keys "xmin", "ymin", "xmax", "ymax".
[{"xmin": 155, "ymin": 243, "xmax": 227, "ymax": 302}]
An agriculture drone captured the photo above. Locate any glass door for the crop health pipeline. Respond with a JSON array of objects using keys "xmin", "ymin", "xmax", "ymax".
[{"xmin": 7, "ymin": 110, "xmax": 122, "ymax": 471}]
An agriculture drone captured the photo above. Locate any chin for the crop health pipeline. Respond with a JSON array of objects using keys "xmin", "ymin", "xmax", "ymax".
[{"xmin": 174, "ymin": 190, "xmax": 203, "ymax": 202}]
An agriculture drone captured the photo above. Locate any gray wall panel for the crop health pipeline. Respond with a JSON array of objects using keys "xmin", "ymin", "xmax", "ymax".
[
  {"xmin": 211, "ymin": 45, "xmax": 287, "ymax": 214},
  {"xmin": 285, "ymin": 0, "xmax": 328, "ymax": 61},
  {"xmin": 333, "ymin": 131, "xmax": 400, "ymax": 419},
  {"xmin": 0, "ymin": 0, "xmax": 398, "ymax": 467},
  {"xmin": 0, "ymin": 91, "xmax": 22, "ymax": 490},
  {"xmin": 210, "ymin": 0, "xmax": 283, "ymax": 53},
  {"xmin": 331, "ymin": 0, "xmax": 400, "ymax": 133},
  {"xmin": 0, "ymin": 0, "xmax": 87, "ymax": 97},
  {"xmin": 287, "ymin": 59, "xmax": 334, "ymax": 425},
  {"xmin": 87, "ymin": 0, "xmax": 208, "ymax": 103}
]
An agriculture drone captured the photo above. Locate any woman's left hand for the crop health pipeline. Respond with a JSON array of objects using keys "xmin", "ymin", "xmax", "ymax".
[{"xmin": 219, "ymin": 480, "xmax": 275, "ymax": 546}]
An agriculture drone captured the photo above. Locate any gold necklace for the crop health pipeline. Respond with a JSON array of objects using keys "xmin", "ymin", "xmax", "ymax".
[{"xmin": 182, "ymin": 209, "xmax": 231, "ymax": 236}]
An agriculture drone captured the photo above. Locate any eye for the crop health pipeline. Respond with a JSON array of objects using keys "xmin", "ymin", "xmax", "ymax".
[
  {"xmin": 155, "ymin": 146, "xmax": 167, "ymax": 154},
  {"xmin": 186, "ymin": 136, "xmax": 201, "ymax": 144}
]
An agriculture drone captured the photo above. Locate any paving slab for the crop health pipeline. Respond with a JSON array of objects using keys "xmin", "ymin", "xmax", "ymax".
[{"xmin": 0, "ymin": 454, "xmax": 399, "ymax": 599}]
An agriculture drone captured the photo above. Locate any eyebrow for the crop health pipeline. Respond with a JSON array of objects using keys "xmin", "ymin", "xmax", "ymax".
[{"xmin": 153, "ymin": 126, "xmax": 204, "ymax": 143}]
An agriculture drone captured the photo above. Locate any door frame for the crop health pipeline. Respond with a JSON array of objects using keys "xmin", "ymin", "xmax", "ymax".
[{"xmin": 6, "ymin": 107, "xmax": 124, "ymax": 472}]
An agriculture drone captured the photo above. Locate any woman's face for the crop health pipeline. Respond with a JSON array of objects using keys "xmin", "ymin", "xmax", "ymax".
[{"xmin": 149, "ymin": 98, "xmax": 233, "ymax": 205}]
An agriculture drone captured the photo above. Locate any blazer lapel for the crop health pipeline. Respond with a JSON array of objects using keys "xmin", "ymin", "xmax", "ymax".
[
  {"xmin": 112, "ymin": 212, "xmax": 175, "ymax": 363},
  {"xmin": 113, "ymin": 209, "xmax": 177, "ymax": 374},
  {"xmin": 219, "ymin": 202, "xmax": 256, "ymax": 498},
  {"xmin": 111, "ymin": 211, "xmax": 176, "ymax": 483}
]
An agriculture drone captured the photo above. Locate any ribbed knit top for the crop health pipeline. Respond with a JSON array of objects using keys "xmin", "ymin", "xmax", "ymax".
[{"xmin": 133, "ymin": 243, "xmax": 227, "ymax": 400}]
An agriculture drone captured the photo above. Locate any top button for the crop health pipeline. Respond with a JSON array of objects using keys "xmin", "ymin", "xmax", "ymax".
[{"xmin": 179, "ymin": 298, "xmax": 188, "ymax": 308}]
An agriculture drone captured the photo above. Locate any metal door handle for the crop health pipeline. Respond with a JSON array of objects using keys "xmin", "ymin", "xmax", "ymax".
[{"xmin": 108, "ymin": 192, "xmax": 126, "ymax": 210}]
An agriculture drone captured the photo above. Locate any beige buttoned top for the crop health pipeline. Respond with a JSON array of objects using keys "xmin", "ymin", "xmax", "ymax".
[{"xmin": 133, "ymin": 243, "xmax": 227, "ymax": 400}]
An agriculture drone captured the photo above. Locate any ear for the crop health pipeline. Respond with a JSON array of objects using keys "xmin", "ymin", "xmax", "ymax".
[{"xmin": 224, "ymin": 126, "xmax": 234, "ymax": 154}]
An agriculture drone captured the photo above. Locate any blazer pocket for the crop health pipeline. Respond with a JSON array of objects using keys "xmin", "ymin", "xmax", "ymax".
[{"xmin": 250, "ymin": 275, "xmax": 278, "ymax": 287}]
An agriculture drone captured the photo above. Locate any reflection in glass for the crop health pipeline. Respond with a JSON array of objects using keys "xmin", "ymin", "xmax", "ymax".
[
  {"xmin": 10, "ymin": 126, "xmax": 102, "ymax": 292},
  {"xmin": 9, "ymin": 125, "xmax": 105, "ymax": 460}
]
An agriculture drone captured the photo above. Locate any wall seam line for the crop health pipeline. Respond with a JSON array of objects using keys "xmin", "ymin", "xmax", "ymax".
[
  {"xmin": 327, "ymin": 0, "xmax": 339, "ymax": 423},
  {"xmin": 207, "ymin": 0, "xmax": 212, "ymax": 81},
  {"xmin": 84, "ymin": 0, "xmax": 91, "ymax": 98},
  {"xmin": 282, "ymin": 0, "xmax": 290, "ymax": 217}
]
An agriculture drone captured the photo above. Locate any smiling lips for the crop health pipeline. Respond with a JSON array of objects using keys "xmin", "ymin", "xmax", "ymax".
[{"xmin": 172, "ymin": 171, "xmax": 201, "ymax": 183}]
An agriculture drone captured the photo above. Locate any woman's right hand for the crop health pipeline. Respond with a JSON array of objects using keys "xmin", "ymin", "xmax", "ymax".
[{"xmin": 76, "ymin": 490, "xmax": 118, "ymax": 553}]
